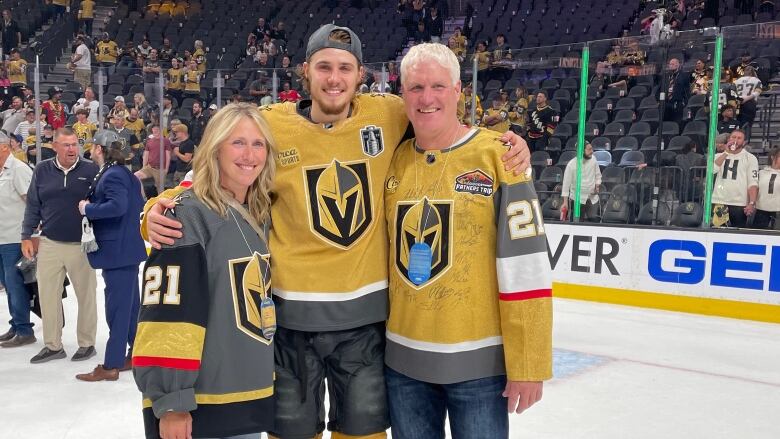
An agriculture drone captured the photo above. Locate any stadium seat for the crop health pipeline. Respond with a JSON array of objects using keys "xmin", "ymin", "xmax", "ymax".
[
  {"xmin": 601, "ymin": 166, "xmax": 625, "ymax": 191},
  {"xmin": 682, "ymin": 121, "xmax": 708, "ymax": 146},
  {"xmin": 531, "ymin": 150, "xmax": 551, "ymax": 177},
  {"xmin": 636, "ymin": 202, "xmax": 672, "ymax": 225},
  {"xmin": 594, "ymin": 150, "xmax": 613, "ymax": 167},
  {"xmin": 604, "ymin": 87, "xmax": 624, "ymax": 100},
  {"xmin": 667, "ymin": 136, "xmax": 692, "ymax": 152},
  {"xmin": 671, "ymin": 202, "xmax": 703, "ymax": 227},
  {"xmin": 553, "ymin": 124, "xmax": 574, "ymax": 141},
  {"xmin": 603, "ymin": 122, "xmax": 625, "ymax": 142},
  {"xmin": 653, "ymin": 151, "xmax": 678, "ymax": 167},
  {"xmin": 615, "ymin": 97, "xmax": 636, "ymax": 112},
  {"xmin": 591, "ymin": 136, "xmax": 611, "ymax": 151},
  {"xmin": 614, "ymin": 136, "xmax": 639, "ymax": 151},
  {"xmin": 539, "ymin": 166, "xmax": 564, "ymax": 186},
  {"xmin": 588, "ymin": 110, "xmax": 609, "ymax": 129},
  {"xmin": 613, "ymin": 109, "xmax": 635, "ymax": 125},
  {"xmin": 601, "ymin": 198, "xmax": 630, "ymax": 223},
  {"xmin": 640, "ymin": 108, "xmax": 660, "ymax": 131},
  {"xmin": 557, "ymin": 150, "xmax": 577, "ymax": 167},
  {"xmin": 628, "ymin": 86, "xmax": 648, "ymax": 99},
  {"xmin": 659, "ymin": 121, "xmax": 680, "ymax": 139},
  {"xmin": 619, "ymin": 150, "xmax": 645, "ymax": 167},
  {"xmin": 584, "ymin": 122, "xmax": 601, "ymax": 139},
  {"xmin": 638, "ymin": 96, "xmax": 659, "ymax": 112},
  {"xmin": 593, "ymin": 98, "xmax": 613, "ymax": 112},
  {"xmin": 542, "ymin": 195, "xmax": 564, "ymax": 221},
  {"xmin": 628, "ymin": 122, "xmax": 652, "ymax": 143}
]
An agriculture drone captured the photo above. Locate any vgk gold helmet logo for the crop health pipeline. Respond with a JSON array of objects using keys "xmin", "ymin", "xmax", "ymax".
[
  {"xmin": 304, "ymin": 160, "xmax": 373, "ymax": 248},
  {"xmin": 395, "ymin": 198, "xmax": 453, "ymax": 288},
  {"xmin": 229, "ymin": 252, "xmax": 272, "ymax": 345}
]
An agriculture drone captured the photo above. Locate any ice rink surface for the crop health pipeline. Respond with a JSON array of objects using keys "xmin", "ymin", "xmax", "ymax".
[{"xmin": 1, "ymin": 272, "xmax": 779, "ymax": 439}]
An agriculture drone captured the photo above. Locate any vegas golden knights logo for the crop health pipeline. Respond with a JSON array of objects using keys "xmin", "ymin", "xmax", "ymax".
[
  {"xmin": 304, "ymin": 160, "xmax": 373, "ymax": 248},
  {"xmin": 229, "ymin": 252, "xmax": 272, "ymax": 345},
  {"xmin": 395, "ymin": 198, "xmax": 453, "ymax": 288}
]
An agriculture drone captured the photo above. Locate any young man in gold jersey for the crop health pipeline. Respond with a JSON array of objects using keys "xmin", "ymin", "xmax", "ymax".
[
  {"xmin": 143, "ymin": 25, "xmax": 531, "ymax": 439},
  {"xmin": 71, "ymin": 109, "xmax": 96, "ymax": 158},
  {"xmin": 384, "ymin": 42, "xmax": 552, "ymax": 439}
]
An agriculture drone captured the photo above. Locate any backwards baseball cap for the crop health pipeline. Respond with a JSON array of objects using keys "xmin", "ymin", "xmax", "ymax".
[
  {"xmin": 306, "ymin": 24, "xmax": 362, "ymax": 64},
  {"xmin": 114, "ymin": 96, "xmax": 124, "ymax": 102}
]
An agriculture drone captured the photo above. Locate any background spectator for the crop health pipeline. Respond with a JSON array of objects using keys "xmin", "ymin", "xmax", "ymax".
[
  {"xmin": 22, "ymin": 127, "xmax": 99, "ymax": 364},
  {"xmin": 712, "ymin": 130, "xmax": 759, "ymax": 228},
  {"xmin": 1, "ymin": 9, "xmax": 21, "ymax": 55},
  {"xmin": 0, "ymin": 131, "xmax": 35, "ymax": 348},
  {"xmin": 755, "ymin": 147, "xmax": 779, "ymax": 229}
]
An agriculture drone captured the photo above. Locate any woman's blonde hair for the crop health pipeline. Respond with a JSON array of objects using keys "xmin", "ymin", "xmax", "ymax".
[
  {"xmin": 192, "ymin": 103, "xmax": 276, "ymax": 226},
  {"xmin": 134, "ymin": 93, "xmax": 146, "ymax": 104}
]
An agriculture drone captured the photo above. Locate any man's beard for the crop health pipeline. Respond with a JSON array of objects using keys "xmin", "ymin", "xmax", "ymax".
[
  {"xmin": 584, "ymin": 154, "xmax": 592, "ymax": 160},
  {"xmin": 318, "ymin": 101, "xmax": 350, "ymax": 116}
]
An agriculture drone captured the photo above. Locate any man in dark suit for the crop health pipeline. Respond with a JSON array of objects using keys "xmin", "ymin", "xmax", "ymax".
[
  {"xmin": 664, "ymin": 57, "xmax": 690, "ymax": 124},
  {"xmin": 76, "ymin": 130, "xmax": 147, "ymax": 381}
]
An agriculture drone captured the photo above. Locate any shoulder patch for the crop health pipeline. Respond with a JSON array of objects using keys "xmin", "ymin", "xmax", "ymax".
[{"xmin": 454, "ymin": 169, "xmax": 494, "ymax": 196}]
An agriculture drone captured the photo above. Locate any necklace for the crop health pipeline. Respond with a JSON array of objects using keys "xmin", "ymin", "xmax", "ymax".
[
  {"xmin": 406, "ymin": 127, "xmax": 463, "ymax": 285},
  {"xmin": 228, "ymin": 205, "xmax": 276, "ymax": 340}
]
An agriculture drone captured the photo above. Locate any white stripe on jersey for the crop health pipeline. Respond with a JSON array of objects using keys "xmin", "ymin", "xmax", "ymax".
[
  {"xmin": 386, "ymin": 330, "xmax": 503, "ymax": 353},
  {"xmin": 496, "ymin": 253, "xmax": 553, "ymax": 294},
  {"xmin": 273, "ymin": 279, "xmax": 388, "ymax": 302}
]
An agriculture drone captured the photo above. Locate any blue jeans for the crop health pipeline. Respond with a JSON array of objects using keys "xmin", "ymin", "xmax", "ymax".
[
  {"xmin": 385, "ymin": 366, "xmax": 509, "ymax": 439},
  {"xmin": 0, "ymin": 243, "xmax": 33, "ymax": 336}
]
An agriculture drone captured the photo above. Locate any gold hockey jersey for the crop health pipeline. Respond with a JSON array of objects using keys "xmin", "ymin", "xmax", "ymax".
[
  {"xmin": 261, "ymin": 94, "xmax": 408, "ymax": 331},
  {"xmin": 384, "ymin": 128, "xmax": 553, "ymax": 384}
]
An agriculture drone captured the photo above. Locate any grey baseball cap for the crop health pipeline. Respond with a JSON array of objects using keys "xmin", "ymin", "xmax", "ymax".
[
  {"xmin": 306, "ymin": 24, "xmax": 362, "ymax": 64},
  {"xmin": 0, "ymin": 130, "xmax": 9, "ymax": 144}
]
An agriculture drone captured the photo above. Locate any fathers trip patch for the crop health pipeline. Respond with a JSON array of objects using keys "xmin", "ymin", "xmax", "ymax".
[{"xmin": 454, "ymin": 169, "xmax": 494, "ymax": 196}]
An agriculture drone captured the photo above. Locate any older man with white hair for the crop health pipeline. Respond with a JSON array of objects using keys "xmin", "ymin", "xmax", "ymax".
[{"xmin": 383, "ymin": 43, "xmax": 552, "ymax": 438}]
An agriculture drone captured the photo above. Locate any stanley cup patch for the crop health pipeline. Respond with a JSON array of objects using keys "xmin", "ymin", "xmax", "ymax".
[{"xmin": 360, "ymin": 125, "xmax": 385, "ymax": 157}]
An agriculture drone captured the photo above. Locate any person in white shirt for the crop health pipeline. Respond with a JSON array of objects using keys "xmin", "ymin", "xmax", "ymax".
[
  {"xmin": 560, "ymin": 141, "xmax": 602, "ymax": 221},
  {"xmin": 1, "ymin": 96, "xmax": 25, "ymax": 134},
  {"xmin": 13, "ymin": 109, "xmax": 35, "ymax": 141},
  {"xmin": 755, "ymin": 147, "xmax": 779, "ymax": 229},
  {"xmin": 712, "ymin": 129, "xmax": 759, "ymax": 228},
  {"xmin": 71, "ymin": 35, "xmax": 92, "ymax": 91},
  {"xmin": 72, "ymin": 87, "xmax": 100, "ymax": 124},
  {"xmin": 734, "ymin": 66, "xmax": 762, "ymax": 129},
  {"xmin": 0, "ymin": 130, "xmax": 35, "ymax": 347}
]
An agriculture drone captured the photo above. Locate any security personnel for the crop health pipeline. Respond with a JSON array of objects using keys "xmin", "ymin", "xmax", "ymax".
[{"xmin": 75, "ymin": 130, "xmax": 146, "ymax": 381}]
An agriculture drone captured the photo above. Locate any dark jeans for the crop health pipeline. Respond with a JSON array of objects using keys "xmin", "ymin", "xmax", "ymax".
[
  {"xmin": 528, "ymin": 136, "xmax": 548, "ymax": 152},
  {"xmin": 0, "ymin": 243, "xmax": 33, "ymax": 336},
  {"xmin": 385, "ymin": 366, "xmax": 509, "ymax": 439},
  {"xmin": 80, "ymin": 18, "xmax": 93, "ymax": 37},
  {"xmin": 752, "ymin": 209, "xmax": 777, "ymax": 229}
]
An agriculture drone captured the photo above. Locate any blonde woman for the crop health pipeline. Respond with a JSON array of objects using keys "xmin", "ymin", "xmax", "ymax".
[
  {"xmin": 133, "ymin": 103, "xmax": 277, "ymax": 439},
  {"xmin": 133, "ymin": 93, "xmax": 151, "ymax": 121}
]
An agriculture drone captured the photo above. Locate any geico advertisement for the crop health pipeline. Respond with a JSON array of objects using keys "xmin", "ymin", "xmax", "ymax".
[{"xmin": 545, "ymin": 224, "xmax": 780, "ymax": 305}]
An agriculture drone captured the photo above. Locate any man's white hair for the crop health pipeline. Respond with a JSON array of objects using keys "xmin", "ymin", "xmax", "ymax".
[{"xmin": 401, "ymin": 43, "xmax": 461, "ymax": 87}]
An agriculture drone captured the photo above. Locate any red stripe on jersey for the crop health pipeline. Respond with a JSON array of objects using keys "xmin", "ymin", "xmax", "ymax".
[
  {"xmin": 132, "ymin": 356, "xmax": 201, "ymax": 371},
  {"xmin": 499, "ymin": 288, "xmax": 553, "ymax": 301}
]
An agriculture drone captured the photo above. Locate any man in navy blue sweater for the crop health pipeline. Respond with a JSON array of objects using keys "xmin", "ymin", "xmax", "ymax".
[{"xmin": 21, "ymin": 127, "xmax": 100, "ymax": 364}]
